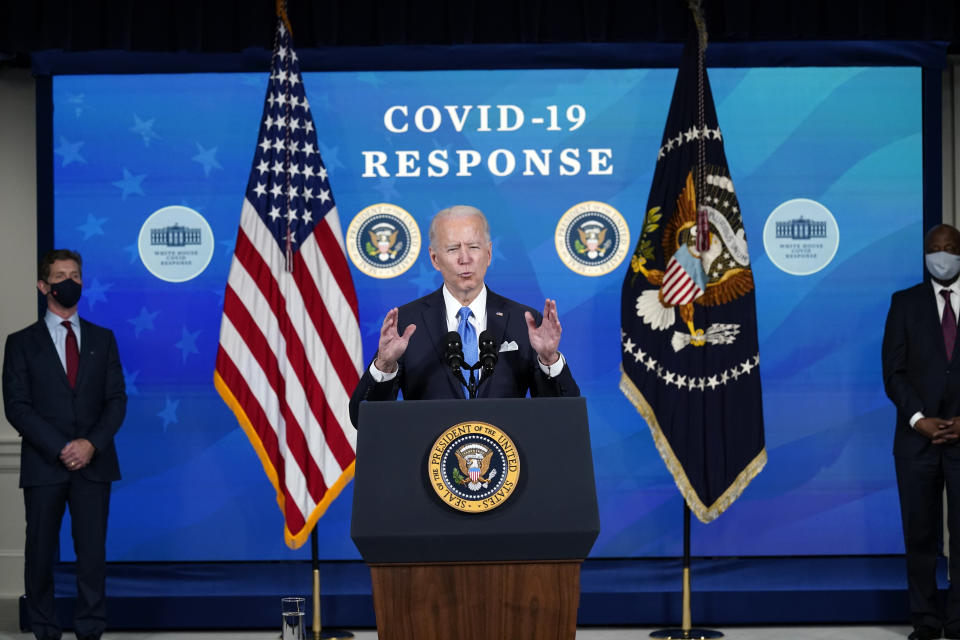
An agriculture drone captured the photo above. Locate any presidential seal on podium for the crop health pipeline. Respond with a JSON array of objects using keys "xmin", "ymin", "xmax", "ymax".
[{"xmin": 427, "ymin": 421, "xmax": 520, "ymax": 513}]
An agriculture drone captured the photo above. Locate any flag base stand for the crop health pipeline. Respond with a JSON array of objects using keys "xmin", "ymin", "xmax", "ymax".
[
  {"xmin": 649, "ymin": 629, "xmax": 723, "ymax": 639},
  {"xmin": 311, "ymin": 531, "xmax": 355, "ymax": 640},
  {"xmin": 650, "ymin": 504, "xmax": 724, "ymax": 640}
]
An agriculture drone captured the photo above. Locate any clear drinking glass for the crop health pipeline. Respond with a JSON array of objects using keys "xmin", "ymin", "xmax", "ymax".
[{"xmin": 281, "ymin": 596, "xmax": 306, "ymax": 640}]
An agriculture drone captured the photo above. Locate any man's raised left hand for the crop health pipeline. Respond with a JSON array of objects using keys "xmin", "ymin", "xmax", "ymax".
[{"xmin": 525, "ymin": 298, "xmax": 562, "ymax": 366}]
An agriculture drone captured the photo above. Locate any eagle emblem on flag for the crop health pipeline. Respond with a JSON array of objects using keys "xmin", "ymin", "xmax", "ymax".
[{"xmin": 632, "ymin": 169, "xmax": 754, "ymax": 353}]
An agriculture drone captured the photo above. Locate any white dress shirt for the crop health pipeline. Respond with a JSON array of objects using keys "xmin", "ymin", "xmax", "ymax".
[
  {"xmin": 44, "ymin": 309, "xmax": 82, "ymax": 374},
  {"xmin": 369, "ymin": 284, "xmax": 565, "ymax": 381},
  {"xmin": 909, "ymin": 279, "xmax": 960, "ymax": 428}
]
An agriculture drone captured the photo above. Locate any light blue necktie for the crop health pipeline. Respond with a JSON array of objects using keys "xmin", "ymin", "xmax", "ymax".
[{"xmin": 457, "ymin": 306, "xmax": 478, "ymax": 396}]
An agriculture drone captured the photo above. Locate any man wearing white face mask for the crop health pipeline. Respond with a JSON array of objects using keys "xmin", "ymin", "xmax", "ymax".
[{"xmin": 883, "ymin": 223, "xmax": 960, "ymax": 640}]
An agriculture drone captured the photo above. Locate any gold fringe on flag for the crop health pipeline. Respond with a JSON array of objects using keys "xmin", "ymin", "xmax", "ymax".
[{"xmin": 619, "ymin": 366, "xmax": 767, "ymax": 523}]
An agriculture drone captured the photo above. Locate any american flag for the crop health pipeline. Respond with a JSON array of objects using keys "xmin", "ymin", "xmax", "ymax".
[{"xmin": 214, "ymin": 19, "xmax": 363, "ymax": 549}]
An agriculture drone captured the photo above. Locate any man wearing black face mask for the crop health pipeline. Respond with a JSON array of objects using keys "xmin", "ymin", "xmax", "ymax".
[
  {"xmin": 2, "ymin": 249, "xmax": 126, "ymax": 640},
  {"xmin": 883, "ymin": 224, "xmax": 960, "ymax": 640}
]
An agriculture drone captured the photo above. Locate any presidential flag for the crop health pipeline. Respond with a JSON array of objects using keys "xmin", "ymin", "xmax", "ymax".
[
  {"xmin": 620, "ymin": 27, "xmax": 766, "ymax": 523},
  {"xmin": 214, "ymin": 18, "xmax": 363, "ymax": 549}
]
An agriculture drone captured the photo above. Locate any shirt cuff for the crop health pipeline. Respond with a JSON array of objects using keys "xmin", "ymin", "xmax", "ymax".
[
  {"xmin": 909, "ymin": 411, "xmax": 924, "ymax": 429},
  {"xmin": 537, "ymin": 352, "xmax": 566, "ymax": 378},
  {"xmin": 369, "ymin": 360, "xmax": 398, "ymax": 383}
]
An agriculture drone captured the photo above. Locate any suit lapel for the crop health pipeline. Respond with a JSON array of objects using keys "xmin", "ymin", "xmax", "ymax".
[
  {"xmin": 418, "ymin": 288, "xmax": 465, "ymax": 397},
  {"xmin": 75, "ymin": 319, "xmax": 96, "ymax": 389},
  {"xmin": 478, "ymin": 290, "xmax": 511, "ymax": 398},
  {"xmin": 31, "ymin": 321, "xmax": 72, "ymax": 389},
  {"xmin": 485, "ymin": 289, "xmax": 510, "ymax": 346}
]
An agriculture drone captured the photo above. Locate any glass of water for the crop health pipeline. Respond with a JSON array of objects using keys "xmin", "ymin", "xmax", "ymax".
[{"xmin": 281, "ymin": 597, "xmax": 306, "ymax": 640}]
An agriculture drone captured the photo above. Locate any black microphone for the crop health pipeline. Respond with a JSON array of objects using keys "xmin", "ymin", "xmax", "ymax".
[
  {"xmin": 478, "ymin": 330, "xmax": 499, "ymax": 376},
  {"xmin": 443, "ymin": 331, "xmax": 465, "ymax": 373}
]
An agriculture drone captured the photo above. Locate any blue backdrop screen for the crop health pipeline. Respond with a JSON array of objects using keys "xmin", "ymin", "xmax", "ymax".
[{"xmin": 50, "ymin": 66, "xmax": 921, "ymax": 560}]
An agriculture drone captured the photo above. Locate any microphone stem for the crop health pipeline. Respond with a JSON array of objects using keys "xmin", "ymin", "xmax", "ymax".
[{"xmin": 467, "ymin": 366, "xmax": 477, "ymax": 398}]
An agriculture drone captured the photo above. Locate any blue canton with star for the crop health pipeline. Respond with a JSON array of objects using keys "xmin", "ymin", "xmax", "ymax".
[{"xmin": 245, "ymin": 23, "xmax": 336, "ymax": 254}]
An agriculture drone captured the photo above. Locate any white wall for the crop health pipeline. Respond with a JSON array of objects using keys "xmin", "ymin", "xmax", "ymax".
[
  {"xmin": 0, "ymin": 67, "xmax": 38, "ymax": 596},
  {"xmin": 946, "ymin": 56, "xmax": 960, "ymax": 227}
]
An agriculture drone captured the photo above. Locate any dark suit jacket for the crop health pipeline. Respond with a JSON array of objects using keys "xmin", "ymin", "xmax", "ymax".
[
  {"xmin": 3, "ymin": 318, "xmax": 126, "ymax": 487},
  {"xmin": 349, "ymin": 287, "xmax": 579, "ymax": 426},
  {"xmin": 882, "ymin": 282, "xmax": 960, "ymax": 459}
]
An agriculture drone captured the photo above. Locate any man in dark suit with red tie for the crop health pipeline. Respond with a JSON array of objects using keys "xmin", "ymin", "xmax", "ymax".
[
  {"xmin": 883, "ymin": 224, "xmax": 960, "ymax": 640},
  {"xmin": 2, "ymin": 249, "xmax": 126, "ymax": 640},
  {"xmin": 349, "ymin": 205, "xmax": 579, "ymax": 427}
]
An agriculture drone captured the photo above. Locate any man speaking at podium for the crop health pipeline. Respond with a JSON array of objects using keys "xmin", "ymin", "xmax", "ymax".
[{"xmin": 349, "ymin": 205, "xmax": 579, "ymax": 426}]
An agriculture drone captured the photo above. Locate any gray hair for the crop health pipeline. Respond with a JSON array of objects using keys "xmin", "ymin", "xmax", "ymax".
[{"xmin": 429, "ymin": 205, "xmax": 491, "ymax": 248}]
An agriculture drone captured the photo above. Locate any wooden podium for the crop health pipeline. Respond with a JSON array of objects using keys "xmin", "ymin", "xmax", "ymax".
[
  {"xmin": 352, "ymin": 397, "xmax": 599, "ymax": 640},
  {"xmin": 369, "ymin": 561, "xmax": 581, "ymax": 640}
]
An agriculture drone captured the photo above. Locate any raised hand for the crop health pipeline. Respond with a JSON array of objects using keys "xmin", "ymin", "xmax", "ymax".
[
  {"xmin": 525, "ymin": 298, "xmax": 562, "ymax": 366},
  {"xmin": 374, "ymin": 307, "xmax": 416, "ymax": 373}
]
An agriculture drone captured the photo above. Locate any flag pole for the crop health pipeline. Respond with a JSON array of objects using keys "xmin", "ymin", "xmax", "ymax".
[
  {"xmin": 273, "ymin": 1, "xmax": 349, "ymax": 637},
  {"xmin": 682, "ymin": 504, "xmax": 691, "ymax": 633},
  {"xmin": 312, "ymin": 530, "xmax": 321, "ymax": 640},
  {"xmin": 311, "ymin": 529, "xmax": 353, "ymax": 640},
  {"xmin": 217, "ymin": 0, "xmax": 361, "ymax": 633},
  {"xmin": 649, "ymin": 504, "xmax": 722, "ymax": 639},
  {"xmin": 649, "ymin": 5, "xmax": 724, "ymax": 638},
  {"xmin": 275, "ymin": 0, "xmax": 293, "ymax": 35}
]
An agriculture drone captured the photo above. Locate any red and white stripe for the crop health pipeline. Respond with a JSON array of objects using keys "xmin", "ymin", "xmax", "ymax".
[
  {"xmin": 215, "ymin": 198, "xmax": 361, "ymax": 548},
  {"xmin": 660, "ymin": 256, "xmax": 703, "ymax": 306}
]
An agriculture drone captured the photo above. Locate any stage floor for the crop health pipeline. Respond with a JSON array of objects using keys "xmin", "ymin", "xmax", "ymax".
[
  {"xmin": 0, "ymin": 598, "xmax": 920, "ymax": 640},
  {"xmin": 0, "ymin": 621, "xmax": 926, "ymax": 640},
  {"xmin": 21, "ymin": 556, "xmax": 931, "ymax": 630}
]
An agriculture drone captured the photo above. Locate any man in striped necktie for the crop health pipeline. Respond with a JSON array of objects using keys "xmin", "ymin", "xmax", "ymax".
[{"xmin": 349, "ymin": 205, "xmax": 580, "ymax": 426}]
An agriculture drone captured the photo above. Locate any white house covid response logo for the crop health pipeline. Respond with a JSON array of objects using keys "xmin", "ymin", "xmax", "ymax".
[
  {"xmin": 555, "ymin": 201, "xmax": 630, "ymax": 276},
  {"xmin": 346, "ymin": 203, "xmax": 421, "ymax": 278},
  {"xmin": 762, "ymin": 198, "xmax": 839, "ymax": 276},
  {"xmin": 137, "ymin": 205, "xmax": 215, "ymax": 283}
]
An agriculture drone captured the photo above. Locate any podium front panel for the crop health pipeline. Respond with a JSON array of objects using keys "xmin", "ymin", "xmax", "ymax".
[{"xmin": 351, "ymin": 396, "xmax": 600, "ymax": 563}]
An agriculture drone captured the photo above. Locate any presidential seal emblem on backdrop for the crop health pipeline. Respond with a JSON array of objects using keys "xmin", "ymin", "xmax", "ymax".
[
  {"xmin": 346, "ymin": 203, "xmax": 421, "ymax": 278},
  {"xmin": 427, "ymin": 421, "xmax": 520, "ymax": 513},
  {"xmin": 555, "ymin": 201, "xmax": 630, "ymax": 276}
]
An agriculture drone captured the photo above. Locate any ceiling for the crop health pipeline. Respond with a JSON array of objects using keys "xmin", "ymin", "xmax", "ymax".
[{"xmin": 2, "ymin": 0, "xmax": 959, "ymax": 70}]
